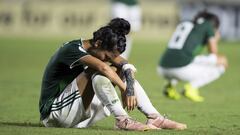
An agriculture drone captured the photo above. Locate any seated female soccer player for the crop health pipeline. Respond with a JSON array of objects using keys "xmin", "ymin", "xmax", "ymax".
[
  {"xmin": 158, "ymin": 11, "xmax": 228, "ymax": 102},
  {"xmin": 39, "ymin": 18, "xmax": 187, "ymax": 131}
]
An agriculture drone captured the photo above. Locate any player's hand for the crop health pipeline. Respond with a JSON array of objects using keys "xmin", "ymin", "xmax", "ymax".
[
  {"xmin": 217, "ymin": 55, "xmax": 228, "ymax": 68},
  {"xmin": 121, "ymin": 91, "xmax": 137, "ymax": 111},
  {"xmin": 121, "ymin": 64, "xmax": 137, "ymax": 111},
  {"xmin": 126, "ymin": 95, "xmax": 137, "ymax": 111}
]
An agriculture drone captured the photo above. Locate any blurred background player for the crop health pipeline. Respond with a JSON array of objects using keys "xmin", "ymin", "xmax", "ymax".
[
  {"xmin": 157, "ymin": 11, "xmax": 228, "ymax": 102},
  {"xmin": 110, "ymin": 0, "xmax": 142, "ymax": 59}
]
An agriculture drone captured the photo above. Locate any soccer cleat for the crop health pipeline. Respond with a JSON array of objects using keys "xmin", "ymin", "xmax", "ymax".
[
  {"xmin": 183, "ymin": 84, "xmax": 204, "ymax": 102},
  {"xmin": 115, "ymin": 117, "xmax": 150, "ymax": 131},
  {"xmin": 163, "ymin": 84, "xmax": 181, "ymax": 100},
  {"xmin": 146, "ymin": 115, "xmax": 187, "ymax": 130}
]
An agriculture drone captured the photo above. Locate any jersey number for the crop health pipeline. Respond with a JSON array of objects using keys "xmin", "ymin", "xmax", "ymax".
[{"xmin": 168, "ymin": 22, "xmax": 194, "ymax": 49}]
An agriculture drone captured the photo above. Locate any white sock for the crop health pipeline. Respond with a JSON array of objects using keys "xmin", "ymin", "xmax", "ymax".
[
  {"xmin": 134, "ymin": 80, "xmax": 161, "ymax": 118},
  {"xmin": 92, "ymin": 75, "xmax": 128, "ymax": 118}
]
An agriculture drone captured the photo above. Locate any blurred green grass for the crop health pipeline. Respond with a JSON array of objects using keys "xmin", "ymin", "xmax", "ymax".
[{"xmin": 0, "ymin": 37, "xmax": 240, "ymax": 135}]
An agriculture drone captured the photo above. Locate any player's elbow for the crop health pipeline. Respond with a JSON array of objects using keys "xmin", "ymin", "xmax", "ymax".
[{"xmin": 97, "ymin": 63, "xmax": 111, "ymax": 75}]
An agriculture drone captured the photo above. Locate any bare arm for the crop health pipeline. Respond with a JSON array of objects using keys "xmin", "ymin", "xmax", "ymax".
[
  {"xmin": 110, "ymin": 55, "xmax": 128, "ymax": 68},
  {"xmin": 207, "ymin": 30, "xmax": 228, "ymax": 68},
  {"xmin": 207, "ymin": 31, "xmax": 219, "ymax": 54},
  {"xmin": 111, "ymin": 55, "xmax": 138, "ymax": 111},
  {"xmin": 79, "ymin": 55, "xmax": 126, "ymax": 92},
  {"xmin": 80, "ymin": 55, "xmax": 137, "ymax": 111}
]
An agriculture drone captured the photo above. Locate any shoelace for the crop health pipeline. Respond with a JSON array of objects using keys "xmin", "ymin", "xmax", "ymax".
[
  {"xmin": 155, "ymin": 114, "xmax": 168, "ymax": 127},
  {"xmin": 124, "ymin": 118, "xmax": 139, "ymax": 127},
  {"xmin": 163, "ymin": 114, "xmax": 168, "ymax": 119}
]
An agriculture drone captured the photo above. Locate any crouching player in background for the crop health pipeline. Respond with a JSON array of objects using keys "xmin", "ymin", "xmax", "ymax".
[
  {"xmin": 39, "ymin": 18, "xmax": 187, "ymax": 131},
  {"xmin": 158, "ymin": 11, "xmax": 228, "ymax": 102}
]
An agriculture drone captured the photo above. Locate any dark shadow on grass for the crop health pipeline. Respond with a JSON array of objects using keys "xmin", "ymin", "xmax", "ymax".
[
  {"xmin": 0, "ymin": 121, "xmax": 115, "ymax": 131},
  {"xmin": 0, "ymin": 122, "xmax": 190, "ymax": 133},
  {"xmin": 0, "ymin": 121, "xmax": 44, "ymax": 127}
]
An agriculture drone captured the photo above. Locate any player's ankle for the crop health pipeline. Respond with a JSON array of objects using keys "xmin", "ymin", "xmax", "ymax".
[
  {"xmin": 147, "ymin": 113, "xmax": 162, "ymax": 119},
  {"xmin": 115, "ymin": 115, "xmax": 130, "ymax": 121}
]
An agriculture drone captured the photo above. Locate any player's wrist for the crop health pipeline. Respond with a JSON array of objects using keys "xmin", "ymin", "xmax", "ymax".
[
  {"xmin": 124, "ymin": 69, "xmax": 135, "ymax": 96},
  {"xmin": 122, "ymin": 63, "xmax": 137, "ymax": 73}
]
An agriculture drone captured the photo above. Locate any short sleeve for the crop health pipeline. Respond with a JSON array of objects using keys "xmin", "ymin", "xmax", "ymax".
[
  {"xmin": 205, "ymin": 21, "xmax": 215, "ymax": 40},
  {"xmin": 59, "ymin": 41, "xmax": 89, "ymax": 68}
]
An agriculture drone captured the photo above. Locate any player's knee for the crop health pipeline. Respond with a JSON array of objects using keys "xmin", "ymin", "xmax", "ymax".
[{"xmin": 92, "ymin": 75, "xmax": 112, "ymax": 87}]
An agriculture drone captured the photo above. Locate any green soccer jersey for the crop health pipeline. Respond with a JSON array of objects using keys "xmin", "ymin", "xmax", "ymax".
[
  {"xmin": 112, "ymin": 0, "xmax": 138, "ymax": 6},
  {"xmin": 160, "ymin": 20, "xmax": 215, "ymax": 68},
  {"xmin": 39, "ymin": 39, "xmax": 88, "ymax": 120}
]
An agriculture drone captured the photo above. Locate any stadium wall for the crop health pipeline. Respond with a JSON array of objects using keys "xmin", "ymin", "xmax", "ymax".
[
  {"xmin": 179, "ymin": 0, "xmax": 240, "ymax": 40},
  {"xmin": 0, "ymin": 0, "xmax": 178, "ymax": 40}
]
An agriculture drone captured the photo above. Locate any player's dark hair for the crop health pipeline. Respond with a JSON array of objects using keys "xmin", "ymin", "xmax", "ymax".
[
  {"xmin": 108, "ymin": 18, "xmax": 131, "ymax": 35},
  {"xmin": 91, "ymin": 26, "xmax": 126, "ymax": 53},
  {"xmin": 193, "ymin": 11, "xmax": 220, "ymax": 29}
]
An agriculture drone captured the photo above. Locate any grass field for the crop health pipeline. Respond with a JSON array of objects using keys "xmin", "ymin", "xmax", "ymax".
[{"xmin": 0, "ymin": 37, "xmax": 240, "ymax": 135}]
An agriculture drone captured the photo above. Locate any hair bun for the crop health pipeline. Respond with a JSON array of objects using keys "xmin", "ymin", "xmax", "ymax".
[
  {"xmin": 108, "ymin": 18, "xmax": 131, "ymax": 35},
  {"xmin": 193, "ymin": 11, "xmax": 220, "ymax": 28}
]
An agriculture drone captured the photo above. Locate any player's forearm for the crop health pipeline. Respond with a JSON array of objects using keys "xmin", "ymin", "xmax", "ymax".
[
  {"xmin": 98, "ymin": 64, "xmax": 126, "ymax": 91},
  {"xmin": 110, "ymin": 56, "xmax": 137, "ymax": 95},
  {"xmin": 123, "ymin": 69, "xmax": 135, "ymax": 96},
  {"xmin": 208, "ymin": 38, "xmax": 218, "ymax": 54},
  {"xmin": 111, "ymin": 55, "xmax": 128, "ymax": 68}
]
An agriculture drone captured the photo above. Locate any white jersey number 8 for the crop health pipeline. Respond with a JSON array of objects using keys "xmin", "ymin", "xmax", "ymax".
[{"xmin": 168, "ymin": 22, "xmax": 194, "ymax": 49}]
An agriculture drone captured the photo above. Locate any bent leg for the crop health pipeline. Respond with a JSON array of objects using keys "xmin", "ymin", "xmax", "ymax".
[
  {"xmin": 91, "ymin": 74, "xmax": 149, "ymax": 131},
  {"xmin": 76, "ymin": 72, "xmax": 95, "ymax": 111},
  {"xmin": 91, "ymin": 74, "xmax": 128, "ymax": 117},
  {"xmin": 165, "ymin": 60, "xmax": 225, "ymax": 102},
  {"xmin": 42, "ymin": 78, "xmax": 91, "ymax": 128},
  {"xmin": 185, "ymin": 55, "xmax": 225, "ymax": 88},
  {"xmin": 133, "ymin": 80, "xmax": 187, "ymax": 130},
  {"xmin": 190, "ymin": 65, "xmax": 225, "ymax": 88},
  {"xmin": 161, "ymin": 63, "xmax": 225, "ymax": 89},
  {"xmin": 75, "ymin": 71, "xmax": 112, "ymax": 128},
  {"xmin": 133, "ymin": 80, "xmax": 160, "ymax": 117},
  {"xmin": 178, "ymin": 63, "xmax": 225, "ymax": 89},
  {"xmin": 157, "ymin": 66, "xmax": 181, "ymax": 100}
]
